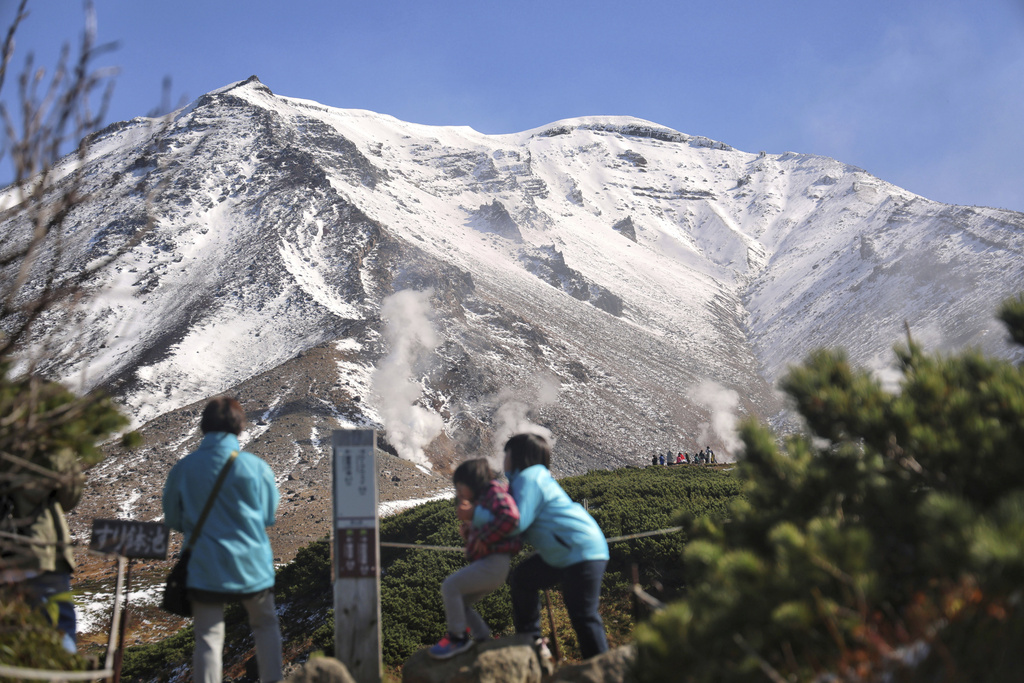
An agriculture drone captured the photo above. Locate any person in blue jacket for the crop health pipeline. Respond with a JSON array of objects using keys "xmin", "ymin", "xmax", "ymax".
[
  {"xmin": 162, "ymin": 396, "xmax": 282, "ymax": 683},
  {"xmin": 504, "ymin": 433, "xmax": 609, "ymax": 659}
]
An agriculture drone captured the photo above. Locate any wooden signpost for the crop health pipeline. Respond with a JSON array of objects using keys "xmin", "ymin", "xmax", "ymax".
[
  {"xmin": 89, "ymin": 519, "xmax": 169, "ymax": 683},
  {"xmin": 332, "ymin": 429, "xmax": 382, "ymax": 683}
]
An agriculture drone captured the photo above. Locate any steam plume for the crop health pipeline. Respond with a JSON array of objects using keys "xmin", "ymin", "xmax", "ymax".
[
  {"xmin": 691, "ymin": 380, "xmax": 742, "ymax": 459},
  {"xmin": 488, "ymin": 374, "xmax": 560, "ymax": 467},
  {"xmin": 370, "ymin": 290, "xmax": 443, "ymax": 470}
]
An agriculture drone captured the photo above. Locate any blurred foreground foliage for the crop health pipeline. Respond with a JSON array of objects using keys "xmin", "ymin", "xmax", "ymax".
[
  {"xmin": 0, "ymin": 376, "xmax": 127, "ymax": 671},
  {"xmin": 635, "ymin": 294, "xmax": 1024, "ymax": 683},
  {"xmin": 0, "ymin": 593, "xmax": 90, "ymax": 677}
]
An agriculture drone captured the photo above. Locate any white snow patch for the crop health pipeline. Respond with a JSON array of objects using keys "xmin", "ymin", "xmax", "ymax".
[
  {"xmin": 378, "ymin": 492, "xmax": 452, "ymax": 517},
  {"xmin": 117, "ymin": 490, "xmax": 143, "ymax": 520}
]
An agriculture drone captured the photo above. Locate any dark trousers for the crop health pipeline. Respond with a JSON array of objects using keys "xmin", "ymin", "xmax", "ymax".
[
  {"xmin": 25, "ymin": 571, "xmax": 76, "ymax": 653},
  {"xmin": 509, "ymin": 554, "xmax": 609, "ymax": 659}
]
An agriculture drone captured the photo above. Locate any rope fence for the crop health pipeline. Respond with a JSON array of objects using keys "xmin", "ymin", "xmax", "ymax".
[
  {"xmin": 379, "ymin": 525, "xmax": 684, "ymax": 553},
  {"xmin": 0, "ymin": 664, "xmax": 113, "ymax": 682},
  {"xmin": 380, "ymin": 524, "xmax": 685, "ymax": 663},
  {"xmin": 268, "ymin": 524, "xmax": 687, "ymax": 552}
]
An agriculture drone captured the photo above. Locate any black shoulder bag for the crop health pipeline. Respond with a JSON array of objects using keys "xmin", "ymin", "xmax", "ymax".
[{"xmin": 161, "ymin": 450, "xmax": 238, "ymax": 617}]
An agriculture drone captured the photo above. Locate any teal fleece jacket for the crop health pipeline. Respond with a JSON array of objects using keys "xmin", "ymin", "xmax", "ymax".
[
  {"xmin": 162, "ymin": 432, "xmax": 278, "ymax": 594},
  {"xmin": 505, "ymin": 464, "xmax": 608, "ymax": 567}
]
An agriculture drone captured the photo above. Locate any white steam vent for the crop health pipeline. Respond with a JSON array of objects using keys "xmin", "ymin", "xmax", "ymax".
[
  {"xmin": 370, "ymin": 289, "xmax": 443, "ymax": 472},
  {"xmin": 691, "ymin": 380, "xmax": 742, "ymax": 459}
]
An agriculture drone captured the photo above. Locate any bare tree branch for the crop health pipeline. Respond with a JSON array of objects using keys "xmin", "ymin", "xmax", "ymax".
[
  {"xmin": 0, "ymin": 1, "xmax": 157, "ymax": 570},
  {"xmin": 0, "ymin": 0, "xmax": 121, "ymax": 362}
]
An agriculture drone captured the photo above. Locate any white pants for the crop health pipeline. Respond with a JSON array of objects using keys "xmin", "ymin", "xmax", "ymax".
[
  {"xmin": 192, "ymin": 590, "xmax": 283, "ymax": 683},
  {"xmin": 441, "ymin": 553, "xmax": 512, "ymax": 638}
]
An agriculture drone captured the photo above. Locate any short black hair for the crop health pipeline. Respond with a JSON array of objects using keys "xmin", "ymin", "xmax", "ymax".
[
  {"xmin": 504, "ymin": 433, "xmax": 551, "ymax": 471},
  {"xmin": 452, "ymin": 458, "xmax": 493, "ymax": 500},
  {"xmin": 200, "ymin": 396, "xmax": 245, "ymax": 436}
]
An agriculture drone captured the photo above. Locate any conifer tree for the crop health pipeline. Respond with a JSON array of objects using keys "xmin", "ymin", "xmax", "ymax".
[{"xmin": 635, "ymin": 296, "xmax": 1024, "ymax": 682}]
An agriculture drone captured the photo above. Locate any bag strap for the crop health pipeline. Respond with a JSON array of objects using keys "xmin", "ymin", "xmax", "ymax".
[{"xmin": 184, "ymin": 450, "xmax": 238, "ymax": 552}]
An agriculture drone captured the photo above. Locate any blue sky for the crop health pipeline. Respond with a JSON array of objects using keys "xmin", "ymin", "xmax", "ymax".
[{"xmin": 3, "ymin": 0, "xmax": 1023, "ymax": 211}]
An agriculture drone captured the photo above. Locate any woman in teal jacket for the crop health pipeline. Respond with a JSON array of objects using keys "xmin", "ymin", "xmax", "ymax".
[
  {"xmin": 163, "ymin": 397, "xmax": 282, "ymax": 683},
  {"xmin": 504, "ymin": 433, "xmax": 609, "ymax": 659}
]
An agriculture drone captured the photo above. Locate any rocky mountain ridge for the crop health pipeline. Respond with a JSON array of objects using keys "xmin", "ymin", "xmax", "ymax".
[{"xmin": 4, "ymin": 75, "xmax": 1023, "ymax": 566}]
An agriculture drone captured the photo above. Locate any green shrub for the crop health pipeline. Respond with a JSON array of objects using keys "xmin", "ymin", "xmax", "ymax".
[
  {"xmin": 121, "ymin": 627, "xmax": 194, "ymax": 681},
  {"xmin": 0, "ymin": 373, "xmax": 131, "ymax": 673},
  {"xmin": 0, "ymin": 593, "xmax": 90, "ymax": 675},
  {"xmin": 564, "ymin": 465, "xmax": 740, "ymax": 594},
  {"xmin": 635, "ymin": 294, "xmax": 1024, "ymax": 682}
]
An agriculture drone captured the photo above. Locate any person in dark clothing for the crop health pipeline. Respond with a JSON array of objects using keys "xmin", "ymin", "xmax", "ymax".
[{"xmin": 1, "ymin": 446, "xmax": 83, "ymax": 653}]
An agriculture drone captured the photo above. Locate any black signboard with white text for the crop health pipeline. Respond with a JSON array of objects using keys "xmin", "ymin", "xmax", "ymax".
[{"xmin": 89, "ymin": 519, "xmax": 168, "ymax": 559}]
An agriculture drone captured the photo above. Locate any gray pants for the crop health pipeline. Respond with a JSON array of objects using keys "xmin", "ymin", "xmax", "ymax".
[
  {"xmin": 441, "ymin": 553, "xmax": 512, "ymax": 638},
  {"xmin": 192, "ymin": 590, "xmax": 283, "ymax": 683}
]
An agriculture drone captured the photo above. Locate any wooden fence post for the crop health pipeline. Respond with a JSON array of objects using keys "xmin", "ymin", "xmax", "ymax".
[{"xmin": 332, "ymin": 429, "xmax": 382, "ymax": 683}]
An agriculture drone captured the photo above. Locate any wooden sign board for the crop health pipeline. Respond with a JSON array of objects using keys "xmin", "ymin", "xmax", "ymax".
[
  {"xmin": 332, "ymin": 429, "xmax": 382, "ymax": 683},
  {"xmin": 333, "ymin": 429, "xmax": 376, "ymax": 528},
  {"xmin": 89, "ymin": 519, "xmax": 168, "ymax": 559}
]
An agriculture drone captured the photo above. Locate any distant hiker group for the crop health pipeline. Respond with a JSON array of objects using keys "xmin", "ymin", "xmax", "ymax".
[{"xmin": 651, "ymin": 446, "xmax": 715, "ymax": 467}]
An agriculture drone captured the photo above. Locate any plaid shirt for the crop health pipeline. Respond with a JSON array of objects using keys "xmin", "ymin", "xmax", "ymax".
[{"xmin": 466, "ymin": 480, "xmax": 523, "ymax": 561}]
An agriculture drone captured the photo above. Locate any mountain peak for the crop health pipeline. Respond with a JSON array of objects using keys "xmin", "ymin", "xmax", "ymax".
[
  {"xmin": 212, "ymin": 74, "xmax": 272, "ymax": 96},
  {"xmin": 12, "ymin": 81, "xmax": 1024, "ymax": 480}
]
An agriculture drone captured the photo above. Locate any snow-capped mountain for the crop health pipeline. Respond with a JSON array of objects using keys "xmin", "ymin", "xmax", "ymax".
[{"xmin": 5, "ymin": 76, "xmax": 1023, "ymax": 544}]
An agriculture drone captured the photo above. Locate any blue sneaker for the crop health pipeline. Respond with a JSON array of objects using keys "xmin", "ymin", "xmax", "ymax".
[{"xmin": 428, "ymin": 631, "xmax": 474, "ymax": 659}]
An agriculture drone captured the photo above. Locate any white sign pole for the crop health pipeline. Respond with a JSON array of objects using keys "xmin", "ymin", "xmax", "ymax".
[{"xmin": 332, "ymin": 429, "xmax": 382, "ymax": 683}]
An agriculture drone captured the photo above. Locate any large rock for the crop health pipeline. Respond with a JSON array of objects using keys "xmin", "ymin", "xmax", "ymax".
[
  {"xmin": 286, "ymin": 656, "xmax": 357, "ymax": 683},
  {"xmin": 402, "ymin": 635, "xmax": 543, "ymax": 683},
  {"xmin": 549, "ymin": 644, "xmax": 637, "ymax": 683}
]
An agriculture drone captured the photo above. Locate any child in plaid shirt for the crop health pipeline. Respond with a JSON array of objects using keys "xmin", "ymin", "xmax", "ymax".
[{"xmin": 429, "ymin": 458, "xmax": 522, "ymax": 659}]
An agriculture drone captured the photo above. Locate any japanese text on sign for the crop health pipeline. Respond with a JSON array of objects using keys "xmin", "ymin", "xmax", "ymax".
[
  {"xmin": 89, "ymin": 519, "xmax": 168, "ymax": 559},
  {"xmin": 333, "ymin": 429, "xmax": 376, "ymax": 528},
  {"xmin": 335, "ymin": 528, "xmax": 377, "ymax": 578}
]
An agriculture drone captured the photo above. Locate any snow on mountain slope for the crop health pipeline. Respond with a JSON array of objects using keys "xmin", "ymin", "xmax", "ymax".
[
  {"xmin": 260, "ymin": 80, "xmax": 1024, "ymax": 383},
  {"xmin": 10, "ymin": 76, "xmax": 1024, "ymax": 485}
]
